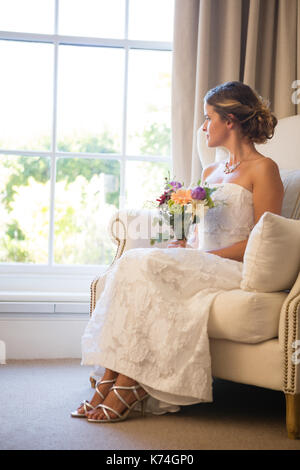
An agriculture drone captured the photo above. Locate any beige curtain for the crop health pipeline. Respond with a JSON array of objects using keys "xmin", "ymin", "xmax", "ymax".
[{"xmin": 172, "ymin": 0, "xmax": 300, "ymax": 186}]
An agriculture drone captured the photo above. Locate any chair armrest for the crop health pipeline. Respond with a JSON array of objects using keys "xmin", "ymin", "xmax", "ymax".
[
  {"xmin": 90, "ymin": 209, "xmax": 169, "ymax": 313},
  {"xmin": 90, "ymin": 271, "xmax": 110, "ymax": 315},
  {"xmin": 279, "ymin": 271, "xmax": 300, "ymax": 394}
]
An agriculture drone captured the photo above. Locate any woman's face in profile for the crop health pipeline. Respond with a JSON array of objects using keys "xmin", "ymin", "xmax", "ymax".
[{"xmin": 202, "ymin": 103, "xmax": 230, "ymax": 148}]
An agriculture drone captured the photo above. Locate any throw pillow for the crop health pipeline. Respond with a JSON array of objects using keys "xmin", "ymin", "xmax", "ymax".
[{"xmin": 241, "ymin": 211, "xmax": 300, "ymax": 292}]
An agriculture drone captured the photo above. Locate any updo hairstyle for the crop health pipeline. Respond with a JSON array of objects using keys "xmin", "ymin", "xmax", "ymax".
[{"xmin": 204, "ymin": 81, "xmax": 277, "ymax": 144}]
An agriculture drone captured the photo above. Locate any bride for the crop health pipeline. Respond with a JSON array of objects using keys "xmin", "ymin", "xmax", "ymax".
[{"xmin": 71, "ymin": 81, "xmax": 284, "ymax": 423}]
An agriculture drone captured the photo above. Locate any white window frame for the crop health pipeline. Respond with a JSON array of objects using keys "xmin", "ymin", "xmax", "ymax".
[{"xmin": 0, "ymin": 0, "xmax": 173, "ymax": 297}]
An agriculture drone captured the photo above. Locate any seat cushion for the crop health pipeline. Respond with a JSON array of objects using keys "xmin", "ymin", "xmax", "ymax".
[{"xmin": 207, "ymin": 289, "xmax": 288, "ymax": 343}]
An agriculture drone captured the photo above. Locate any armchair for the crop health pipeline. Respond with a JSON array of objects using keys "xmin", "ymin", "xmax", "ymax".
[{"xmin": 89, "ymin": 115, "xmax": 300, "ymax": 439}]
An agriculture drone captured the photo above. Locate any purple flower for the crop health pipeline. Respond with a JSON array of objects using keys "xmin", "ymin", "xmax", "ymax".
[
  {"xmin": 169, "ymin": 181, "xmax": 182, "ymax": 190},
  {"xmin": 191, "ymin": 186, "xmax": 206, "ymax": 200}
]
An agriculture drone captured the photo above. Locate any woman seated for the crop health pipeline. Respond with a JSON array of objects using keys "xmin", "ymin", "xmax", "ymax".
[{"xmin": 71, "ymin": 81, "xmax": 283, "ymax": 423}]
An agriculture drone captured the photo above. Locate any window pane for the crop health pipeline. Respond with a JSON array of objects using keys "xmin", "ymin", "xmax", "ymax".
[
  {"xmin": 129, "ymin": 0, "xmax": 174, "ymax": 42},
  {"xmin": 57, "ymin": 46, "xmax": 124, "ymax": 154},
  {"xmin": 0, "ymin": 155, "xmax": 50, "ymax": 263},
  {"xmin": 54, "ymin": 157, "xmax": 120, "ymax": 265},
  {"xmin": 59, "ymin": 0, "xmax": 125, "ymax": 38},
  {"xmin": 125, "ymin": 160, "xmax": 171, "ymax": 209},
  {"xmin": 0, "ymin": 0, "xmax": 54, "ymax": 34},
  {"xmin": 0, "ymin": 40, "xmax": 53, "ymax": 151},
  {"xmin": 127, "ymin": 49, "xmax": 171, "ymax": 157}
]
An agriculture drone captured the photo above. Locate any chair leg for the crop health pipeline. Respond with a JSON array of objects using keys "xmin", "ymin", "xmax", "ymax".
[{"xmin": 285, "ymin": 393, "xmax": 300, "ymax": 439}]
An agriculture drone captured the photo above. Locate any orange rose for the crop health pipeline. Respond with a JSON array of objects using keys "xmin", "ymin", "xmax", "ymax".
[{"xmin": 171, "ymin": 189, "xmax": 192, "ymax": 205}]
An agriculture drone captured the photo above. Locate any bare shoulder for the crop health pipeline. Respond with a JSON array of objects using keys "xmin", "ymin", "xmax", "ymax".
[
  {"xmin": 252, "ymin": 156, "xmax": 284, "ymax": 222},
  {"xmin": 255, "ymin": 155, "xmax": 279, "ymax": 170},
  {"xmin": 253, "ymin": 156, "xmax": 282, "ymax": 185}
]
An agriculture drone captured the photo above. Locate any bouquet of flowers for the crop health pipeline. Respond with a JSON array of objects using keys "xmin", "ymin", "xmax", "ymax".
[{"xmin": 150, "ymin": 177, "xmax": 217, "ymax": 245}]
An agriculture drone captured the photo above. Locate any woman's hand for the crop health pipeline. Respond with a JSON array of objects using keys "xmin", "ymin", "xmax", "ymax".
[{"xmin": 167, "ymin": 239, "xmax": 187, "ymax": 248}]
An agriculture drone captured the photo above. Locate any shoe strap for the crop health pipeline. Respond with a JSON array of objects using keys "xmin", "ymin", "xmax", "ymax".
[
  {"xmin": 93, "ymin": 385, "xmax": 144, "ymax": 420},
  {"xmin": 95, "ymin": 403, "xmax": 123, "ymax": 420},
  {"xmin": 95, "ymin": 378, "xmax": 116, "ymax": 399},
  {"xmin": 111, "ymin": 384, "xmax": 142, "ymax": 404},
  {"xmin": 83, "ymin": 400, "xmax": 94, "ymax": 412}
]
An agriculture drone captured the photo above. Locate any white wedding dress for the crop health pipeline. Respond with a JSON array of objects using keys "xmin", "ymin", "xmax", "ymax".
[{"xmin": 81, "ymin": 183, "xmax": 255, "ymax": 414}]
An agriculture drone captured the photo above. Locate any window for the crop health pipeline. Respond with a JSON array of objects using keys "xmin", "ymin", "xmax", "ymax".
[{"xmin": 0, "ymin": 0, "xmax": 174, "ymax": 288}]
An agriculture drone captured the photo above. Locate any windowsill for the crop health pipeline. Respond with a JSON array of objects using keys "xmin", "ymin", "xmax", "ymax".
[
  {"xmin": 0, "ymin": 264, "xmax": 106, "ymax": 310},
  {"xmin": 0, "ymin": 297, "xmax": 90, "ymax": 315},
  {"xmin": 0, "ymin": 265, "xmax": 107, "ymax": 298},
  {"xmin": 0, "ymin": 291, "xmax": 90, "ymax": 303}
]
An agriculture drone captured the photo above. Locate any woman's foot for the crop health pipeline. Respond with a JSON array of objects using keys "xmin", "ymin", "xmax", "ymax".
[
  {"xmin": 74, "ymin": 370, "xmax": 118, "ymax": 417},
  {"xmin": 86, "ymin": 374, "xmax": 148, "ymax": 421}
]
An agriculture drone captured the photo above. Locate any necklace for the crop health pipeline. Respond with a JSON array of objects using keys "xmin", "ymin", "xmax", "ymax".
[{"xmin": 224, "ymin": 160, "xmax": 241, "ymax": 174}]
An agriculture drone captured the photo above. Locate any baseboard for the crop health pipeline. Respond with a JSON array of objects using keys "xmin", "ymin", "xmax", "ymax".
[{"xmin": 0, "ymin": 313, "xmax": 89, "ymax": 360}]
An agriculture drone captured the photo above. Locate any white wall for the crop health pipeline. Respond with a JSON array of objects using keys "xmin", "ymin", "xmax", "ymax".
[{"xmin": 0, "ymin": 311, "xmax": 89, "ymax": 360}]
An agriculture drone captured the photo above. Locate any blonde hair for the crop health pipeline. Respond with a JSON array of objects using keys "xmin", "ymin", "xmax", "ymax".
[{"xmin": 204, "ymin": 81, "xmax": 277, "ymax": 144}]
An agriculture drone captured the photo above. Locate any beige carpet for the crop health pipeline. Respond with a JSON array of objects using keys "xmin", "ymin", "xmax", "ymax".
[{"xmin": 0, "ymin": 359, "xmax": 300, "ymax": 450}]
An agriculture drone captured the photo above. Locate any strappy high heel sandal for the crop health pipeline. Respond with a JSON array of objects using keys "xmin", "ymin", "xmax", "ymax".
[
  {"xmin": 87, "ymin": 384, "xmax": 149, "ymax": 423},
  {"xmin": 70, "ymin": 378, "xmax": 116, "ymax": 418}
]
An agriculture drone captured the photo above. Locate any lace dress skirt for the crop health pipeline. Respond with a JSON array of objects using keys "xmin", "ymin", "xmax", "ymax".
[{"xmin": 81, "ymin": 247, "xmax": 243, "ymax": 411}]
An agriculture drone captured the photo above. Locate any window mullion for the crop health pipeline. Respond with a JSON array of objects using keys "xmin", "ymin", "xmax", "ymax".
[
  {"xmin": 120, "ymin": 0, "xmax": 130, "ymax": 211},
  {"xmin": 0, "ymin": 31, "xmax": 172, "ymax": 51},
  {"xmin": 55, "ymin": 0, "xmax": 59, "ymax": 35},
  {"xmin": 48, "ymin": 35, "xmax": 59, "ymax": 266},
  {"xmin": 125, "ymin": 0, "xmax": 129, "ymax": 39}
]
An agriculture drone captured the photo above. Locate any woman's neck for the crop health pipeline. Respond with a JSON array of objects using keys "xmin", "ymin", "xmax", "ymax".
[{"xmin": 225, "ymin": 141, "xmax": 257, "ymax": 165}]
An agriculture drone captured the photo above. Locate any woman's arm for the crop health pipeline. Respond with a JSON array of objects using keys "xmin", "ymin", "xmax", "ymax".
[
  {"xmin": 207, "ymin": 158, "xmax": 284, "ymax": 262},
  {"xmin": 251, "ymin": 157, "xmax": 283, "ymax": 225},
  {"xmin": 206, "ymin": 239, "xmax": 248, "ymax": 262}
]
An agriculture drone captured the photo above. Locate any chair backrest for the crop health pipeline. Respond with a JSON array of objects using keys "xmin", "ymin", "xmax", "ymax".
[{"xmin": 196, "ymin": 114, "xmax": 300, "ymax": 219}]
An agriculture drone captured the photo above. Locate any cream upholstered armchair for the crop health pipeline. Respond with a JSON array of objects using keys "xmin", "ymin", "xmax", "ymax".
[{"xmin": 90, "ymin": 115, "xmax": 300, "ymax": 439}]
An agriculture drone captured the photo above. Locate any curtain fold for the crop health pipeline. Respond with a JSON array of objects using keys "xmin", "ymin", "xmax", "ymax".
[
  {"xmin": 171, "ymin": 0, "xmax": 200, "ymax": 185},
  {"xmin": 172, "ymin": 0, "xmax": 300, "ymax": 186}
]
